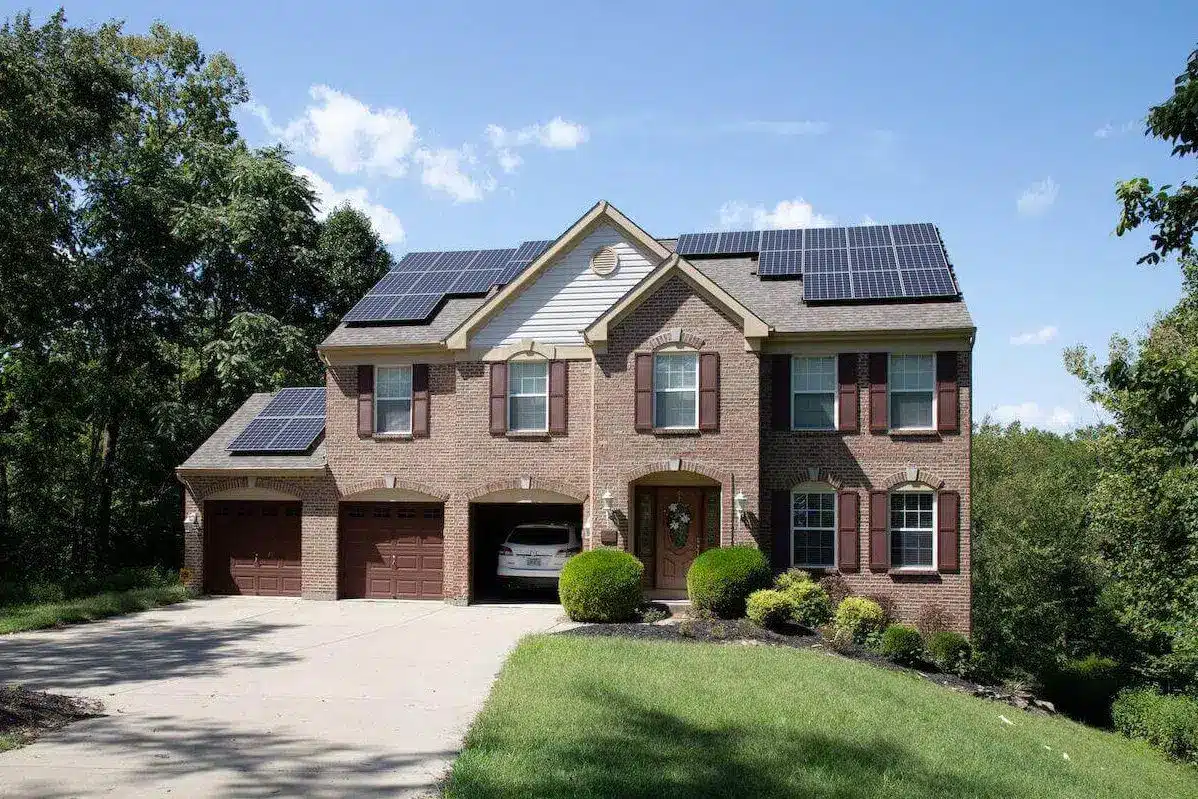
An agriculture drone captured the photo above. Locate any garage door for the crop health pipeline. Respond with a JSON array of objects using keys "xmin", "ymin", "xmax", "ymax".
[
  {"xmin": 204, "ymin": 500, "xmax": 302, "ymax": 596},
  {"xmin": 339, "ymin": 503, "xmax": 444, "ymax": 599}
]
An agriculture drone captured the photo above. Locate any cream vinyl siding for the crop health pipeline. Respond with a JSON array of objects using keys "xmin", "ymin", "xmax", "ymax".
[{"xmin": 472, "ymin": 224, "xmax": 658, "ymax": 347}]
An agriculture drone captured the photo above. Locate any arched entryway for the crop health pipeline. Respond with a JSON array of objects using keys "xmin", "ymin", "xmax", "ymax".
[{"xmin": 630, "ymin": 470, "xmax": 722, "ymax": 594}]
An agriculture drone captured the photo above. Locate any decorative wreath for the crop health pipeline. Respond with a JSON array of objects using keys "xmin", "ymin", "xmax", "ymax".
[{"xmin": 666, "ymin": 497, "xmax": 693, "ymax": 549}]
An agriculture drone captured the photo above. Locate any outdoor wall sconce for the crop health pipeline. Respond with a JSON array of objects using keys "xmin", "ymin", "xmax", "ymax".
[
  {"xmin": 734, "ymin": 491, "xmax": 747, "ymax": 523},
  {"xmin": 601, "ymin": 490, "xmax": 614, "ymax": 520}
]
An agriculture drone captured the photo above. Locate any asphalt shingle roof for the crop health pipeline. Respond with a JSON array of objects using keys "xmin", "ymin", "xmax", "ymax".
[{"xmin": 178, "ymin": 392, "xmax": 327, "ymax": 472}]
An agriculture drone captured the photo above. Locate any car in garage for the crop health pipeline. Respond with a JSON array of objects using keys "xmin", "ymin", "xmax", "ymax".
[{"xmin": 496, "ymin": 522, "xmax": 581, "ymax": 589}]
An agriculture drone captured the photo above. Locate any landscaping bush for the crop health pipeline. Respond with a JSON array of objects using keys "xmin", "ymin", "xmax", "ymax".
[
  {"xmin": 746, "ymin": 589, "xmax": 796, "ymax": 630},
  {"xmin": 1113, "ymin": 688, "xmax": 1198, "ymax": 765},
  {"xmin": 774, "ymin": 568, "xmax": 811, "ymax": 593},
  {"xmin": 818, "ymin": 573, "xmax": 851, "ymax": 606},
  {"xmin": 558, "ymin": 549, "xmax": 644, "ymax": 622},
  {"xmin": 915, "ymin": 602, "xmax": 957, "ymax": 638},
  {"xmin": 881, "ymin": 624, "xmax": 925, "ymax": 665},
  {"xmin": 784, "ymin": 580, "xmax": 833, "ymax": 629},
  {"xmin": 834, "ymin": 596, "xmax": 887, "ymax": 644},
  {"xmin": 686, "ymin": 546, "xmax": 772, "ymax": 619},
  {"xmin": 862, "ymin": 592, "xmax": 897, "ymax": 625},
  {"xmin": 1044, "ymin": 655, "xmax": 1123, "ymax": 726},
  {"xmin": 927, "ymin": 631, "xmax": 972, "ymax": 674}
]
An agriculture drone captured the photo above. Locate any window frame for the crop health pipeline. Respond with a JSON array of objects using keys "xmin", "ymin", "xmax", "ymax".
[
  {"xmin": 888, "ymin": 353, "xmax": 937, "ymax": 432},
  {"xmin": 888, "ymin": 485, "xmax": 937, "ymax": 571},
  {"xmin": 790, "ymin": 355, "xmax": 838, "ymax": 431},
  {"xmin": 652, "ymin": 350, "xmax": 700, "ymax": 430},
  {"xmin": 374, "ymin": 365, "xmax": 413, "ymax": 435},
  {"xmin": 790, "ymin": 482, "xmax": 837, "ymax": 570},
  {"xmin": 507, "ymin": 359, "xmax": 550, "ymax": 433}
]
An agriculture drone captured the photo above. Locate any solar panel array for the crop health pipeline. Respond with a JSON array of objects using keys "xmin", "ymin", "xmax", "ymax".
[
  {"xmin": 676, "ymin": 222, "xmax": 958, "ymax": 303},
  {"xmin": 342, "ymin": 240, "xmax": 553, "ymax": 324},
  {"xmin": 228, "ymin": 387, "xmax": 326, "ymax": 453}
]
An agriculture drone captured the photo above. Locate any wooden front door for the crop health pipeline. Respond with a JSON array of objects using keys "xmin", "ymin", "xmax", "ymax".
[{"xmin": 655, "ymin": 487, "xmax": 704, "ymax": 590}]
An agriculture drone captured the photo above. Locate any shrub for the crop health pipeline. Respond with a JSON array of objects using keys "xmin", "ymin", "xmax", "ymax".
[
  {"xmin": 927, "ymin": 631, "xmax": 972, "ymax": 674},
  {"xmin": 639, "ymin": 603, "xmax": 670, "ymax": 623},
  {"xmin": 822, "ymin": 624, "xmax": 856, "ymax": 654},
  {"xmin": 686, "ymin": 546, "xmax": 772, "ymax": 619},
  {"xmin": 915, "ymin": 602, "xmax": 957, "ymax": 638},
  {"xmin": 818, "ymin": 573, "xmax": 851, "ymax": 606},
  {"xmin": 27, "ymin": 581, "xmax": 66, "ymax": 604},
  {"xmin": 785, "ymin": 581, "xmax": 833, "ymax": 629},
  {"xmin": 558, "ymin": 549, "xmax": 644, "ymax": 622},
  {"xmin": 1043, "ymin": 655, "xmax": 1123, "ymax": 726},
  {"xmin": 1113, "ymin": 688, "xmax": 1198, "ymax": 765},
  {"xmin": 881, "ymin": 624, "xmax": 925, "ymax": 665},
  {"xmin": 834, "ymin": 596, "xmax": 887, "ymax": 644},
  {"xmin": 774, "ymin": 568, "xmax": 811, "ymax": 593},
  {"xmin": 746, "ymin": 589, "xmax": 796, "ymax": 630},
  {"xmin": 863, "ymin": 593, "xmax": 897, "ymax": 625}
]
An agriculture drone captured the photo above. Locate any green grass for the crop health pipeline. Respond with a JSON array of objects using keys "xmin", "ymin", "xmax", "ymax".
[
  {"xmin": 445, "ymin": 635, "xmax": 1198, "ymax": 799},
  {"xmin": 0, "ymin": 732, "xmax": 22, "ymax": 753},
  {"xmin": 0, "ymin": 585, "xmax": 190, "ymax": 634}
]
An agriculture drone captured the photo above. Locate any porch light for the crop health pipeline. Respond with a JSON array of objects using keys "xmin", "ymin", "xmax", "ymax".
[
  {"xmin": 734, "ymin": 491, "xmax": 747, "ymax": 521},
  {"xmin": 601, "ymin": 490, "xmax": 614, "ymax": 519}
]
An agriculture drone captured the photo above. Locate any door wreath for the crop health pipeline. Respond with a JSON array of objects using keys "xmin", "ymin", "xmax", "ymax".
[{"xmin": 666, "ymin": 495, "xmax": 692, "ymax": 549}]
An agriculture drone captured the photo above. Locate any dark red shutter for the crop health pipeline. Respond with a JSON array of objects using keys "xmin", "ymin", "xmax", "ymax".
[
  {"xmin": 868, "ymin": 353, "xmax": 888, "ymax": 433},
  {"xmin": 357, "ymin": 365, "xmax": 374, "ymax": 437},
  {"xmin": 837, "ymin": 491, "xmax": 860, "ymax": 572},
  {"xmin": 938, "ymin": 490, "xmax": 960, "ymax": 572},
  {"xmin": 698, "ymin": 352, "xmax": 720, "ymax": 431},
  {"xmin": 770, "ymin": 489, "xmax": 791, "ymax": 569},
  {"xmin": 549, "ymin": 360, "xmax": 568, "ymax": 434},
  {"xmin": 489, "ymin": 362, "xmax": 507, "ymax": 435},
  {"xmin": 936, "ymin": 352, "xmax": 959, "ymax": 433},
  {"xmin": 771, "ymin": 354, "xmax": 791, "ymax": 430},
  {"xmin": 838, "ymin": 353, "xmax": 859, "ymax": 432},
  {"xmin": 411, "ymin": 364, "xmax": 430, "ymax": 438},
  {"xmin": 634, "ymin": 353, "xmax": 653, "ymax": 431},
  {"xmin": 869, "ymin": 490, "xmax": 890, "ymax": 571}
]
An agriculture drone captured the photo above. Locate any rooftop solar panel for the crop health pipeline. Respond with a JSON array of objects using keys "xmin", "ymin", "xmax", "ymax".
[
  {"xmin": 895, "ymin": 244, "xmax": 949, "ymax": 271},
  {"xmin": 449, "ymin": 268, "xmax": 504, "ymax": 295},
  {"xmin": 269, "ymin": 417, "xmax": 326, "ymax": 451},
  {"xmin": 891, "ymin": 223, "xmax": 940, "ymax": 246},
  {"xmin": 760, "ymin": 228, "xmax": 803, "ymax": 251},
  {"xmin": 803, "ymin": 273, "xmax": 852, "ymax": 301},
  {"xmin": 371, "ymin": 272, "xmax": 421, "ymax": 295},
  {"xmin": 395, "ymin": 251, "xmax": 444, "ymax": 272},
  {"xmin": 433, "ymin": 250, "xmax": 481, "ymax": 272},
  {"xmin": 901, "ymin": 268, "xmax": 957, "ymax": 297},
  {"xmin": 717, "ymin": 230, "xmax": 761, "ymax": 254},
  {"xmin": 511, "ymin": 239, "xmax": 553, "ymax": 263},
  {"xmin": 848, "ymin": 225, "xmax": 892, "ymax": 248},
  {"xmin": 388, "ymin": 293, "xmax": 442, "ymax": 321},
  {"xmin": 758, "ymin": 249, "xmax": 802, "ymax": 277},
  {"xmin": 804, "ymin": 249, "xmax": 849, "ymax": 273},
  {"xmin": 469, "ymin": 248, "xmax": 516, "ymax": 271},
  {"xmin": 849, "ymin": 246, "xmax": 897, "ymax": 271},
  {"xmin": 342, "ymin": 294, "xmax": 401, "ymax": 323},
  {"xmin": 674, "ymin": 232, "xmax": 721, "ymax": 255},
  {"xmin": 804, "ymin": 227, "xmax": 847, "ymax": 249},
  {"xmin": 853, "ymin": 269, "xmax": 904, "ymax": 299},
  {"xmin": 229, "ymin": 386, "xmax": 326, "ymax": 453}
]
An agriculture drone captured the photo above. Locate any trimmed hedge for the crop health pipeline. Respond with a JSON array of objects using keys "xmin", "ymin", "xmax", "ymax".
[
  {"xmin": 746, "ymin": 589, "xmax": 796, "ymax": 629},
  {"xmin": 834, "ymin": 596, "xmax": 887, "ymax": 644},
  {"xmin": 774, "ymin": 568, "xmax": 811, "ymax": 593},
  {"xmin": 1113, "ymin": 688, "xmax": 1198, "ymax": 765},
  {"xmin": 558, "ymin": 549, "xmax": 644, "ymax": 622},
  {"xmin": 927, "ymin": 631, "xmax": 972, "ymax": 674},
  {"xmin": 1044, "ymin": 655, "xmax": 1123, "ymax": 726},
  {"xmin": 784, "ymin": 580, "xmax": 833, "ymax": 629},
  {"xmin": 881, "ymin": 624, "xmax": 925, "ymax": 665},
  {"xmin": 686, "ymin": 546, "xmax": 772, "ymax": 619}
]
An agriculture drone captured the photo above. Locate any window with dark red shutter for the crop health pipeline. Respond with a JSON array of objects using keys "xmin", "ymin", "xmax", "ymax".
[
  {"xmin": 868, "ymin": 490, "xmax": 890, "ymax": 570},
  {"xmin": 838, "ymin": 353, "xmax": 859, "ymax": 432},
  {"xmin": 412, "ymin": 364, "xmax": 430, "ymax": 437},
  {"xmin": 771, "ymin": 354, "xmax": 791, "ymax": 430},
  {"xmin": 698, "ymin": 353, "xmax": 719, "ymax": 431},
  {"xmin": 489, "ymin": 363, "xmax": 507, "ymax": 434},
  {"xmin": 936, "ymin": 352, "xmax": 959, "ymax": 433},
  {"xmin": 770, "ymin": 489, "xmax": 791, "ymax": 569},
  {"xmin": 938, "ymin": 490, "xmax": 960, "ymax": 572},
  {"xmin": 868, "ymin": 353, "xmax": 888, "ymax": 433},
  {"xmin": 634, "ymin": 353, "xmax": 652, "ymax": 431},
  {"xmin": 837, "ymin": 491, "xmax": 859, "ymax": 571},
  {"xmin": 357, "ymin": 365, "xmax": 374, "ymax": 438},
  {"xmin": 548, "ymin": 360, "xmax": 568, "ymax": 434}
]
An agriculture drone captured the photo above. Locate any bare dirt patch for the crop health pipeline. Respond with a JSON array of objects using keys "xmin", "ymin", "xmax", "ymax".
[{"xmin": 0, "ymin": 685, "xmax": 103, "ymax": 751}]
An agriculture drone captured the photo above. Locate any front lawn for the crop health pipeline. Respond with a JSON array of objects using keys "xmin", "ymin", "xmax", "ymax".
[
  {"xmin": 445, "ymin": 635, "xmax": 1197, "ymax": 799},
  {"xmin": 0, "ymin": 585, "xmax": 190, "ymax": 635}
]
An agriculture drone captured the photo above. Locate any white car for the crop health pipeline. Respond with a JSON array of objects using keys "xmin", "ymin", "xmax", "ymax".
[{"xmin": 497, "ymin": 523, "xmax": 582, "ymax": 588}]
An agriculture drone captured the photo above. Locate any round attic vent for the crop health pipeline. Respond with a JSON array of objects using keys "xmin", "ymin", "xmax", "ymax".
[{"xmin": 590, "ymin": 245, "xmax": 619, "ymax": 276}]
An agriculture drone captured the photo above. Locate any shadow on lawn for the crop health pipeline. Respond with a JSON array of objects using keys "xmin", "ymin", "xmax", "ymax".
[{"xmin": 449, "ymin": 684, "xmax": 1005, "ymax": 799}]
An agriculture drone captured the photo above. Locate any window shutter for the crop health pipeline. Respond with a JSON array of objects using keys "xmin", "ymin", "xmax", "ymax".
[
  {"xmin": 868, "ymin": 490, "xmax": 890, "ymax": 570},
  {"xmin": 837, "ymin": 353, "xmax": 859, "ymax": 432},
  {"xmin": 412, "ymin": 364, "xmax": 430, "ymax": 438},
  {"xmin": 770, "ymin": 489, "xmax": 791, "ymax": 569},
  {"xmin": 357, "ymin": 365, "xmax": 374, "ymax": 438},
  {"xmin": 868, "ymin": 353, "xmax": 888, "ymax": 433},
  {"xmin": 634, "ymin": 353, "xmax": 653, "ymax": 431},
  {"xmin": 938, "ymin": 490, "xmax": 960, "ymax": 573},
  {"xmin": 698, "ymin": 352, "xmax": 720, "ymax": 431},
  {"xmin": 489, "ymin": 362, "xmax": 508, "ymax": 435},
  {"xmin": 549, "ymin": 360, "xmax": 568, "ymax": 434},
  {"xmin": 837, "ymin": 491, "xmax": 860, "ymax": 572},
  {"xmin": 936, "ymin": 352, "xmax": 959, "ymax": 433},
  {"xmin": 771, "ymin": 354, "xmax": 791, "ymax": 431}
]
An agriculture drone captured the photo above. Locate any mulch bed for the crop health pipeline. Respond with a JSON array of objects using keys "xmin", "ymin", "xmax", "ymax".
[{"xmin": 0, "ymin": 685, "xmax": 103, "ymax": 750}]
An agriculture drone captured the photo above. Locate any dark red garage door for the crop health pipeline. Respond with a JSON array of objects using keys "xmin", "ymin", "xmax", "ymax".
[
  {"xmin": 204, "ymin": 500, "xmax": 302, "ymax": 596},
  {"xmin": 339, "ymin": 502, "xmax": 444, "ymax": 599}
]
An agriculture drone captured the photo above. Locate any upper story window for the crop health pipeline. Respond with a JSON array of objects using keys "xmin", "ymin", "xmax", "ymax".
[
  {"xmin": 791, "ymin": 356, "xmax": 836, "ymax": 430},
  {"xmin": 792, "ymin": 484, "xmax": 836, "ymax": 568},
  {"xmin": 508, "ymin": 360, "xmax": 549, "ymax": 432},
  {"xmin": 653, "ymin": 351, "xmax": 698, "ymax": 429},
  {"xmin": 890, "ymin": 489, "xmax": 934, "ymax": 569},
  {"xmin": 375, "ymin": 366, "xmax": 413, "ymax": 434},
  {"xmin": 889, "ymin": 354, "xmax": 935, "ymax": 430}
]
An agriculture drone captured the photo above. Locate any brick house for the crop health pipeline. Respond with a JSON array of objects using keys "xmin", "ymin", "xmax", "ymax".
[{"xmin": 176, "ymin": 201, "xmax": 975, "ymax": 631}]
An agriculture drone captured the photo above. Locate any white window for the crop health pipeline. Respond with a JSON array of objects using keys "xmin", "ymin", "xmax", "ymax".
[
  {"xmin": 653, "ymin": 352, "xmax": 698, "ymax": 429},
  {"xmin": 890, "ymin": 489, "xmax": 935, "ymax": 568},
  {"xmin": 792, "ymin": 485, "xmax": 836, "ymax": 568},
  {"xmin": 375, "ymin": 366, "xmax": 412, "ymax": 434},
  {"xmin": 507, "ymin": 361, "xmax": 548, "ymax": 432},
  {"xmin": 791, "ymin": 356, "xmax": 836, "ymax": 430},
  {"xmin": 889, "ymin": 354, "xmax": 935, "ymax": 430}
]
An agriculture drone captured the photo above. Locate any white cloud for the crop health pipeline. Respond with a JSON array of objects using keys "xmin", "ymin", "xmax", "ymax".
[
  {"xmin": 991, "ymin": 402, "xmax": 1076, "ymax": 431},
  {"xmin": 496, "ymin": 149, "xmax": 523, "ymax": 174},
  {"xmin": 1094, "ymin": 120, "xmax": 1140, "ymax": 139},
  {"xmin": 1017, "ymin": 178, "xmax": 1059, "ymax": 217},
  {"xmin": 486, "ymin": 117, "xmax": 589, "ymax": 150},
  {"xmin": 1010, "ymin": 325, "xmax": 1059, "ymax": 346},
  {"xmin": 718, "ymin": 199, "xmax": 835, "ymax": 230},
  {"xmin": 294, "ymin": 166, "xmax": 404, "ymax": 245},
  {"xmin": 729, "ymin": 120, "xmax": 830, "ymax": 136},
  {"xmin": 860, "ymin": 214, "xmax": 878, "ymax": 225},
  {"xmin": 279, "ymin": 86, "xmax": 418, "ymax": 177},
  {"xmin": 414, "ymin": 147, "xmax": 490, "ymax": 203}
]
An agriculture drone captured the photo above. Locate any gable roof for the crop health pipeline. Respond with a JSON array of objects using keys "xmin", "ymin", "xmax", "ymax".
[{"xmin": 177, "ymin": 392, "xmax": 327, "ymax": 473}]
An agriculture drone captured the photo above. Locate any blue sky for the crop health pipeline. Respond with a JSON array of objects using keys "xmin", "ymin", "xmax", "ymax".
[{"xmin": 25, "ymin": 1, "xmax": 1197, "ymax": 430}]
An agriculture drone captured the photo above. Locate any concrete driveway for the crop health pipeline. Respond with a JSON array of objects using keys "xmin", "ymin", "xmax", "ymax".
[{"xmin": 0, "ymin": 596, "xmax": 568, "ymax": 798}]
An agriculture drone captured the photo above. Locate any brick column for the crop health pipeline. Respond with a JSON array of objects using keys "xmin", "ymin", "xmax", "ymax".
[
  {"xmin": 301, "ymin": 496, "xmax": 338, "ymax": 600},
  {"xmin": 443, "ymin": 495, "xmax": 470, "ymax": 604}
]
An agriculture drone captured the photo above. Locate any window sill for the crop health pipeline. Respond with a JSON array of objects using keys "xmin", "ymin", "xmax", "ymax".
[
  {"xmin": 505, "ymin": 430, "xmax": 551, "ymax": 440},
  {"xmin": 652, "ymin": 427, "xmax": 701, "ymax": 437},
  {"xmin": 890, "ymin": 568, "xmax": 940, "ymax": 577},
  {"xmin": 788, "ymin": 427, "xmax": 840, "ymax": 434},
  {"xmin": 888, "ymin": 428, "xmax": 940, "ymax": 438},
  {"xmin": 372, "ymin": 432, "xmax": 413, "ymax": 440}
]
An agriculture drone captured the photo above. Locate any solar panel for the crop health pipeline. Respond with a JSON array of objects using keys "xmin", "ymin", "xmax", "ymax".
[
  {"xmin": 675, "ymin": 232, "xmax": 721, "ymax": 255},
  {"xmin": 895, "ymin": 244, "xmax": 949, "ymax": 271},
  {"xmin": 433, "ymin": 249, "xmax": 481, "ymax": 272},
  {"xmin": 342, "ymin": 294, "xmax": 401, "ymax": 322},
  {"xmin": 388, "ymin": 293, "xmax": 442, "ymax": 321},
  {"xmin": 395, "ymin": 251, "xmax": 444, "ymax": 272},
  {"xmin": 803, "ymin": 273, "xmax": 852, "ymax": 301},
  {"xmin": 228, "ymin": 418, "xmax": 288, "ymax": 450},
  {"xmin": 449, "ymin": 268, "xmax": 504, "ymax": 295},
  {"xmin": 848, "ymin": 225, "xmax": 892, "ymax": 248},
  {"xmin": 804, "ymin": 227, "xmax": 847, "ymax": 249},
  {"xmin": 468, "ymin": 248, "xmax": 516, "ymax": 271},
  {"xmin": 269, "ymin": 417, "xmax": 326, "ymax": 450},
  {"xmin": 848, "ymin": 246, "xmax": 897, "ymax": 271},
  {"xmin": 760, "ymin": 228, "xmax": 803, "ymax": 251},
  {"xmin": 891, "ymin": 223, "xmax": 940, "ymax": 246},
  {"xmin": 510, "ymin": 239, "xmax": 553, "ymax": 264},
  {"xmin": 371, "ymin": 272, "xmax": 421, "ymax": 295},
  {"xmin": 758, "ymin": 249, "xmax": 802, "ymax": 276},
  {"xmin": 717, "ymin": 230, "xmax": 761, "ymax": 254},
  {"xmin": 228, "ymin": 387, "xmax": 325, "ymax": 453},
  {"xmin": 804, "ymin": 249, "xmax": 850, "ymax": 273},
  {"xmin": 901, "ymin": 268, "xmax": 957, "ymax": 297},
  {"xmin": 853, "ymin": 270, "xmax": 904, "ymax": 299}
]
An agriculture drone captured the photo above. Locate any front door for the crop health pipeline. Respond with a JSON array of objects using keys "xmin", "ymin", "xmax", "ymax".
[{"xmin": 655, "ymin": 487, "xmax": 704, "ymax": 590}]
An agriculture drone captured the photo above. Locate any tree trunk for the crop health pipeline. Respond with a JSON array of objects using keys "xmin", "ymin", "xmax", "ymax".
[{"xmin": 94, "ymin": 412, "xmax": 121, "ymax": 571}]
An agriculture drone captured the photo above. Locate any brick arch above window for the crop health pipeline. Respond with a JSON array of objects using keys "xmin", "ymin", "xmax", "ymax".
[
  {"xmin": 643, "ymin": 327, "xmax": 705, "ymax": 352},
  {"xmin": 881, "ymin": 467, "xmax": 947, "ymax": 491},
  {"xmin": 464, "ymin": 476, "xmax": 588, "ymax": 503},
  {"xmin": 795, "ymin": 467, "xmax": 845, "ymax": 490},
  {"xmin": 621, "ymin": 459, "xmax": 729, "ymax": 487}
]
